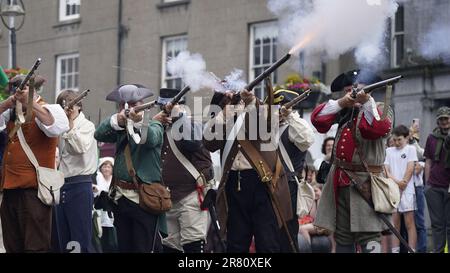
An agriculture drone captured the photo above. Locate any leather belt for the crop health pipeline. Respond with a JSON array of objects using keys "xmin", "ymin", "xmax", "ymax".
[
  {"xmin": 333, "ymin": 159, "xmax": 383, "ymax": 174},
  {"xmin": 116, "ymin": 180, "xmax": 138, "ymax": 190}
]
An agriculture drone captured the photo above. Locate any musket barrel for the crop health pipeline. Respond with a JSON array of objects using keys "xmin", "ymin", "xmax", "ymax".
[
  {"xmin": 67, "ymin": 89, "xmax": 90, "ymax": 108},
  {"xmin": 283, "ymin": 89, "xmax": 311, "ymax": 109},
  {"xmin": 134, "ymin": 100, "xmax": 157, "ymax": 113},
  {"xmin": 362, "ymin": 75, "xmax": 403, "ymax": 93},
  {"xmin": 170, "ymin": 85, "xmax": 191, "ymax": 105},
  {"xmin": 245, "ymin": 53, "xmax": 291, "ymax": 91},
  {"xmin": 15, "ymin": 58, "xmax": 42, "ymax": 93}
]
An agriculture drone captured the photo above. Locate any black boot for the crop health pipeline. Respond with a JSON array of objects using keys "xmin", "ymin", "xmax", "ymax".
[{"xmin": 183, "ymin": 240, "xmax": 205, "ymax": 253}]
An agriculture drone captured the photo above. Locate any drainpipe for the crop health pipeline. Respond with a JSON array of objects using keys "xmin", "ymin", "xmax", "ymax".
[{"xmin": 117, "ymin": 0, "xmax": 123, "ymax": 86}]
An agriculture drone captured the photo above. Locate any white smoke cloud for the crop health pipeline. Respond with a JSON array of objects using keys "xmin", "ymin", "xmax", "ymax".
[
  {"xmin": 419, "ymin": 18, "xmax": 450, "ymax": 64},
  {"xmin": 166, "ymin": 51, "xmax": 222, "ymax": 91},
  {"xmin": 267, "ymin": 0, "xmax": 398, "ymax": 68}
]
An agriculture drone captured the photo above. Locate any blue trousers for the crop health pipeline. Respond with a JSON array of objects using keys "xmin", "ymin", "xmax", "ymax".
[
  {"xmin": 414, "ymin": 186, "xmax": 427, "ymax": 253},
  {"xmin": 52, "ymin": 175, "xmax": 94, "ymax": 253}
]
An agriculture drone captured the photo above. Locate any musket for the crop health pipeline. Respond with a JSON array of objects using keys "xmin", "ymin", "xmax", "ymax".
[
  {"xmin": 245, "ymin": 53, "xmax": 291, "ymax": 91},
  {"xmin": 64, "ymin": 89, "xmax": 90, "ymax": 109},
  {"xmin": 352, "ymin": 75, "xmax": 403, "ymax": 98},
  {"xmin": 231, "ymin": 53, "xmax": 291, "ymax": 104},
  {"xmin": 162, "ymin": 85, "xmax": 191, "ymax": 114},
  {"xmin": 125, "ymin": 100, "xmax": 157, "ymax": 118},
  {"xmin": 282, "ymin": 89, "xmax": 312, "ymax": 109},
  {"xmin": 13, "ymin": 58, "xmax": 42, "ymax": 93},
  {"xmin": 200, "ymin": 189, "xmax": 227, "ymax": 252}
]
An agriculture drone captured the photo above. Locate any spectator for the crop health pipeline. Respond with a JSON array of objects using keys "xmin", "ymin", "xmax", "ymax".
[
  {"xmin": 315, "ymin": 137, "xmax": 335, "ymax": 184},
  {"xmin": 92, "ymin": 157, "xmax": 118, "ymax": 253},
  {"xmin": 424, "ymin": 106, "xmax": 450, "ymax": 253},
  {"xmin": 384, "ymin": 125, "xmax": 418, "ymax": 252},
  {"xmin": 409, "ymin": 123, "xmax": 427, "ymax": 253}
]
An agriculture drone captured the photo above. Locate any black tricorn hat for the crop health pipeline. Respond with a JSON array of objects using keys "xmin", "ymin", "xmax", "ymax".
[
  {"xmin": 106, "ymin": 84, "xmax": 154, "ymax": 103},
  {"xmin": 330, "ymin": 69, "xmax": 382, "ymax": 92},
  {"xmin": 9, "ymin": 74, "xmax": 46, "ymax": 93},
  {"xmin": 266, "ymin": 89, "xmax": 301, "ymax": 106},
  {"xmin": 157, "ymin": 88, "xmax": 186, "ymax": 105}
]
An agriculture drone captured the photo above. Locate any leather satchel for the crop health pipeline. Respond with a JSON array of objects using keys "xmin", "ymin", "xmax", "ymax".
[
  {"xmin": 370, "ymin": 174, "xmax": 400, "ymax": 214},
  {"xmin": 123, "ymin": 144, "xmax": 172, "ymax": 214},
  {"xmin": 18, "ymin": 128, "xmax": 64, "ymax": 206},
  {"xmin": 137, "ymin": 182, "xmax": 172, "ymax": 214}
]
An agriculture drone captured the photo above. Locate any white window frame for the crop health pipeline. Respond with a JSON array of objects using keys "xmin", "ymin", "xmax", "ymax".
[
  {"xmin": 391, "ymin": 5, "xmax": 404, "ymax": 68},
  {"xmin": 162, "ymin": 0, "xmax": 181, "ymax": 3},
  {"xmin": 249, "ymin": 21, "xmax": 278, "ymax": 99},
  {"xmin": 59, "ymin": 0, "xmax": 81, "ymax": 22},
  {"xmin": 161, "ymin": 35, "xmax": 188, "ymax": 89},
  {"xmin": 56, "ymin": 53, "xmax": 80, "ymax": 96}
]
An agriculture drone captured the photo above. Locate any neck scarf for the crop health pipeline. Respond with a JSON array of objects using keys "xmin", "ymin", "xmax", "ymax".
[{"xmin": 432, "ymin": 127, "xmax": 450, "ymax": 169}]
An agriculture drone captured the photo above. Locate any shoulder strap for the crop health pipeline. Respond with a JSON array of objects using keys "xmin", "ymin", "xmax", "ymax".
[
  {"xmin": 167, "ymin": 128, "xmax": 203, "ymax": 183},
  {"xmin": 17, "ymin": 127, "xmax": 40, "ymax": 169},
  {"xmin": 123, "ymin": 144, "xmax": 139, "ymax": 185},
  {"xmin": 221, "ymin": 112, "xmax": 245, "ymax": 174}
]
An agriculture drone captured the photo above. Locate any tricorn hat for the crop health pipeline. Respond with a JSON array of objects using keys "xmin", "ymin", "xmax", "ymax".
[
  {"xmin": 267, "ymin": 89, "xmax": 300, "ymax": 106},
  {"xmin": 330, "ymin": 69, "xmax": 382, "ymax": 92},
  {"xmin": 157, "ymin": 88, "xmax": 186, "ymax": 105},
  {"xmin": 9, "ymin": 74, "xmax": 46, "ymax": 93},
  {"xmin": 106, "ymin": 84, "xmax": 154, "ymax": 103}
]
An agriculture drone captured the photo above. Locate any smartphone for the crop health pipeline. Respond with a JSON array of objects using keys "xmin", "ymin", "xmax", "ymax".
[{"xmin": 412, "ymin": 118, "xmax": 420, "ymax": 128}]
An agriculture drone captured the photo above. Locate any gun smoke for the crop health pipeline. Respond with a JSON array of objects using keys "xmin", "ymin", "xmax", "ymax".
[{"xmin": 267, "ymin": 0, "xmax": 399, "ymax": 70}]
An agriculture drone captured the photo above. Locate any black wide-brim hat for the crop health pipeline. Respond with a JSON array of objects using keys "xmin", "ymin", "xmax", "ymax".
[
  {"xmin": 106, "ymin": 84, "xmax": 154, "ymax": 103},
  {"xmin": 330, "ymin": 69, "xmax": 382, "ymax": 92},
  {"xmin": 9, "ymin": 74, "xmax": 46, "ymax": 93},
  {"xmin": 157, "ymin": 88, "xmax": 186, "ymax": 105}
]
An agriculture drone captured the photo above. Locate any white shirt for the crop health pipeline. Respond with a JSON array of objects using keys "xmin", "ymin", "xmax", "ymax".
[
  {"xmin": 384, "ymin": 145, "xmax": 418, "ymax": 195},
  {"xmin": 59, "ymin": 112, "xmax": 98, "ymax": 178},
  {"xmin": 0, "ymin": 100, "xmax": 69, "ymax": 137}
]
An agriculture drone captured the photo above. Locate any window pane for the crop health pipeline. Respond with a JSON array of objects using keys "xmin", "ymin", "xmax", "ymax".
[
  {"xmin": 61, "ymin": 76, "xmax": 66, "ymax": 89},
  {"xmin": 395, "ymin": 6, "xmax": 404, "ymax": 32},
  {"xmin": 254, "ymin": 46, "xmax": 260, "ymax": 66},
  {"xmin": 61, "ymin": 60, "xmax": 66, "ymax": 74},
  {"xmin": 74, "ymin": 74, "xmax": 78, "ymax": 88},
  {"xmin": 67, "ymin": 59, "xmax": 73, "ymax": 73},
  {"xmin": 263, "ymin": 44, "xmax": 270, "ymax": 64},
  {"xmin": 272, "ymin": 44, "xmax": 277, "ymax": 63},
  {"xmin": 68, "ymin": 75, "xmax": 72, "ymax": 88},
  {"xmin": 74, "ymin": 57, "xmax": 79, "ymax": 72},
  {"xmin": 396, "ymin": 35, "xmax": 404, "ymax": 66}
]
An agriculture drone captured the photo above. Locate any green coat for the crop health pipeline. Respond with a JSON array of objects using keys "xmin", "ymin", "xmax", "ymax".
[{"xmin": 94, "ymin": 116, "xmax": 164, "ymax": 184}]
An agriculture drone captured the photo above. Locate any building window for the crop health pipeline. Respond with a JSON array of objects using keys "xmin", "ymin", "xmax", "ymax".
[
  {"xmin": 249, "ymin": 21, "xmax": 278, "ymax": 99},
  {"xmin": 59, "ymin": 0, "xmax": 80, "ymax": 21},
  {"xmin": 56, "ymin": 53, "xmax": 79, "ymax": 95},
  {"xmin": 161, "ymin": 35, "xmax": 187, "ymax": 89},
  {"xmin": 391, "ymin": 5, "xmax": 404, "ymax": 67}
]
